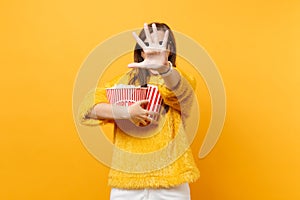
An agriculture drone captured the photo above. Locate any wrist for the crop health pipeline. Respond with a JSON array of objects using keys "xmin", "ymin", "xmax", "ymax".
[
  {"xmin": 156, "ymin": 61, "xmax": 170, "ymax": 74},
  {"xmin": 159, "ymin": 61, "xmax": 173, "ymax": 77},
  {"xmin": 112, "ymin": 105, "xmax": 131, "ymax": 119}
]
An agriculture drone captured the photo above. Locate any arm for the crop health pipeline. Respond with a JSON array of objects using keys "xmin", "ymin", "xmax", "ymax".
[
  {"xmin": 78, "ymin": 88, "xmax": 112, "ymax": 126},
  {"xmin": 156, "ymin": 61, "xmax": 181, "ymax": 90},
  {"xmin": 155, "ymin": 66, "xmax": 197, "ymax": 121},
  {"xmin": 127, "ymin": 23, "xmax": 196, "ymax": 116},
  {"xmin": 83, "ymin": 100, "xmax": 157, "ymax": 126},
  {"xmin": 85, "ymin": 103, "xmax": 129, "ymax": 120}
]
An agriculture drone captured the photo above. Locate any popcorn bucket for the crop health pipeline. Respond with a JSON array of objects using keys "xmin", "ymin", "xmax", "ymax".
[
  {"xmin": 145, "ymin": 85, "xmax": 163, "ymax": 121},
  {"xmin": 106, "ymin": 84, "xmax": 163, "ymax": 121}
]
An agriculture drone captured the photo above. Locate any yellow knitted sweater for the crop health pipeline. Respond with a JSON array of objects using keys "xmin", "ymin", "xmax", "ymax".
[{"xmin": 79, "ymin": 68, "xmax": 200, "ymax": 189}]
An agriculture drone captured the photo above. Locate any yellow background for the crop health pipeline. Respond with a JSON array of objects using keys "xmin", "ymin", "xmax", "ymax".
[{"xmin": 1, "ymin": 0, "xmax": 300, "ymax": 199}]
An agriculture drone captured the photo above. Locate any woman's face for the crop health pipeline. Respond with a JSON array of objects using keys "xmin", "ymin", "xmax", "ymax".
[{"xmin": 141, "ymin": 30, "xmax": 170, "ymax": 59}]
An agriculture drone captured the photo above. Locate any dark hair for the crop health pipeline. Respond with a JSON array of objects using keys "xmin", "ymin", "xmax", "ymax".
[{"xmin": 128, "ymin": 22, "xmax": 177, "ymax": 85}]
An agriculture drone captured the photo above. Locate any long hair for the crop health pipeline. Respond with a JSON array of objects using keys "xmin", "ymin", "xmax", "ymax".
[{"xmin": 128, "ymin": 22, "xmax": 177, "ymax": 85}]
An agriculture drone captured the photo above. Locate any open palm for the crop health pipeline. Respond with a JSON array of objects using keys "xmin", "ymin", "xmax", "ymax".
[{"xmin": 128, "ymin": 23, "xmax": 170, "ymax": 70}]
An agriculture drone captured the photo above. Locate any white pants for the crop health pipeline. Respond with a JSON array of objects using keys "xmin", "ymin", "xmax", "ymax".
[{"xmin": 110, "ymin": 183, "xmax": 191, "ymax": 200}]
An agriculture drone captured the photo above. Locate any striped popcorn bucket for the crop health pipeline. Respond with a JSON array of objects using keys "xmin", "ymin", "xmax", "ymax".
[
  {"xmin": 145, "ymin": 85, "xmax": 163, "ymax": 121},
  {"xmin": 106, "ymin": 84, "xmax": 163, "ymax": 121}
]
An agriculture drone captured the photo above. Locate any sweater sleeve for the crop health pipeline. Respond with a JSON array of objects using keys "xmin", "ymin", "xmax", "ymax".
[
  {"xmin": 158, "ymin": 68, "xmax": 196, "ymax": 118},
  {"xmin": 78, "ymin": 87, "xmax": 113, "ymax": 126},
  {"xmin": 77, "ymin": 73, "xmax": 128, "ymax": 126}
]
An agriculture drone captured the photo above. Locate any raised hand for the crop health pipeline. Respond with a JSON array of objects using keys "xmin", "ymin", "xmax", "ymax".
[{"xmin": 128, "ymin": 23, "xmax": 170, "ymax": 72}]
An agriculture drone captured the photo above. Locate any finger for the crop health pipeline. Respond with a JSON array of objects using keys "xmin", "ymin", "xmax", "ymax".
[
  {"xmin": 152, "ymin": 23, "xmax": 159, "ymax": 45},
  {"xmin": 150, "ymin": 118, "xmax": 159, "ymax": 125},
  {"xmin": 133, "ymin": 116, "xmax": 148, "ymax": 125},
  {"xmin": 161, "ymin": 30, "xmax": 169, "ymax": 49},
  {"xmin": 145, "ymin": 117, "xmax": 153, "ymax": 124},
  {"xmin": 129, "ymin": 118, "xmax": 139, "ymax": 125},
  {"xmin": 138, "ymin": 114, "xmax": 150, "ymax": 120},
  {"xmin": 132, "ymin": 32, "xmax": 147, "ymax": 49},
  {"xmin": 128, "ymin": 62, "xmax": 146, "ymax": 68},
  {"xmin": 144, "ymin": 23, "xmax": 153, "ymax": 45},
  {"xmin": 136, "ymin": 100, "xmax": 149, "ymax": 106},
  {"xmin": 146, "ymin": 111, "xmax": 160, "ymax": 116},
  {"xmin": 135, "ymin": 116, "xmax": 146, "ymax": 121},
  {"xmin": 146, "ymin": 116, "xmax": 160, "ymax": 126},
  {"xmin": 139, "ymin": 119, "xmax": 149, "ymax": 126},
  {"xmin": 128, "ymin": 62, "xmax": 162, "ymax": 70}
]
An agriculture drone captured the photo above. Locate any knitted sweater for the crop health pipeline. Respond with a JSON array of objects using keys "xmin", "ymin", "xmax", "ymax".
[{"xmin": 79, "ymin": 68, "xmax": 200, "ymax": 189}]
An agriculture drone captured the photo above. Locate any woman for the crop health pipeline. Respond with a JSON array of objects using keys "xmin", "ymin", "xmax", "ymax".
[{"xmin": 79, "ymin": 22, "xmax": 200, "ymax": 200}]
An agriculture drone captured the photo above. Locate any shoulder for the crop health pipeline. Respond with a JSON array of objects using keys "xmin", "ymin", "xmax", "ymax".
[{"xmin": 175, "ymin": 67, "xmax": 196, "ymax": 90}]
